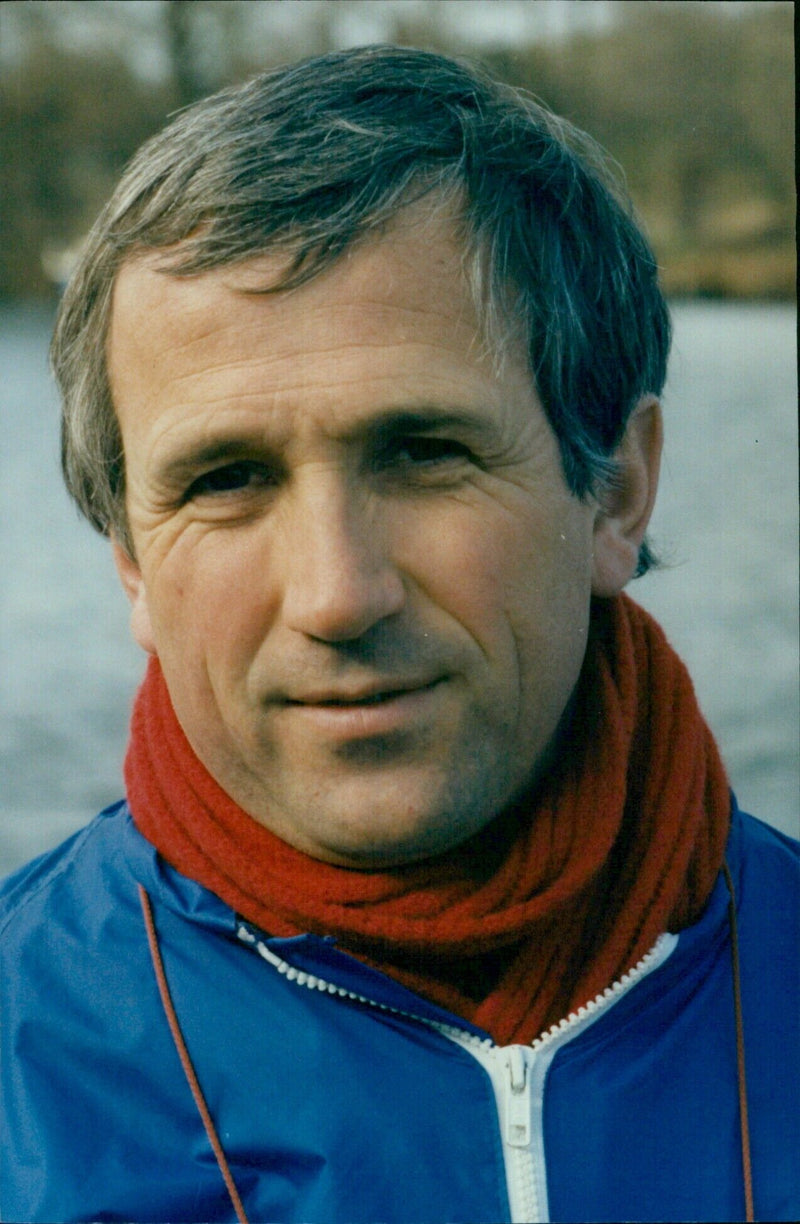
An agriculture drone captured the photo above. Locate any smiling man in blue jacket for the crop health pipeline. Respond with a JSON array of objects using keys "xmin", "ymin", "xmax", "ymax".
[{"xmin": 2, "ymin": 45, "xmax": 798, "ymax": 1224}]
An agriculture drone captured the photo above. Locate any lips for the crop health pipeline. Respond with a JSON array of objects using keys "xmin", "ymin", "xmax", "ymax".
[
  {"xmin": 279, "ymin": 678, "xmax": 446, "ymax": 739},
  {"xmin": 302, "ymin": 691, "xmax": 403, "ymax": 707},
  {"xmin": 284, "ymin": 678, "xmax": 442, "ymax": 707}
]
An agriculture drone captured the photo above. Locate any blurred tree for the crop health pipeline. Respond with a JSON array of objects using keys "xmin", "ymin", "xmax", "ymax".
[
  {"xmin": 163, "ymin": 1, "xmax": 249, "ymax": 105},
  {"xmin": 1, "ymin": 7, "xmax": 171, "ymax": 296},
  {"xmin": 476, "ymin": 2, "xmax": 794, "ymax": 294},
  {"xmin": 164, "ymin": 0, "xmax": 206, "ymax": 108},
  {"xmin": 0, "ymin": 0, "xmax": 793, "ymax": 299}
]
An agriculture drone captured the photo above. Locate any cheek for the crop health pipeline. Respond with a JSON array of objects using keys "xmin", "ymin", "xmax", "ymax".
[
  {"xmin": 510, "ymin": 512, "xmax": 595, "ymax": 704},
  {"xmin": 414, "ymin": 497, "xmax": 594, "ymax": 723},
  {"xmin": 405, "ymin": 494, "xmax": 593, "ymax": 637},
  {"xmin": 145, "ymin": 529, "xmax": 277, "ymax": 667},
  {"xmin": 401, "ymin": 506, "xmax": 517, "ymax": 627}
]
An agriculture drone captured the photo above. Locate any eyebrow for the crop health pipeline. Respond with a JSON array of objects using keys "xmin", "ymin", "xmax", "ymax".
[
  {"xmin": 366, "ymin": 408, "xmax": 501, "ymax": 447},
  {"xmin": 153, "ymin": 405, "xmax": 503, "ymax": 486},
  {"xmin": 154, "ymin": 438, "xmax": 271, "ymax": 488}
]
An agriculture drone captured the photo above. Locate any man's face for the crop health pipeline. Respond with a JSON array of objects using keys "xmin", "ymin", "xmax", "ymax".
[{"xmin": 109, "ymin": 213, "xmax": 603, "ymax": 868}]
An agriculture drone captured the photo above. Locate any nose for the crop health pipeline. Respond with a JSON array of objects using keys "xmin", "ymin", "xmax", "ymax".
[{"xmin": 279, "ymin": 472, "xmax": 406, "ymax": 642}]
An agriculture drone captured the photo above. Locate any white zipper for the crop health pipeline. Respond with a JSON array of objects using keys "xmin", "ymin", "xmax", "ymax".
[
  {"xmin": 236, "ymin": 924, "xmax": 494, "ymax": 1049},
  {"xmin": 445, "ymin": 932, "xmax": 678, "ymax": 1221},
  {"xmin": 506, "ymin": 1044, "xmax": 532, "ymax": 1147},
  {"xmin": 238, "ymin": 926, "xmax": 678, "ymax": 1223}
]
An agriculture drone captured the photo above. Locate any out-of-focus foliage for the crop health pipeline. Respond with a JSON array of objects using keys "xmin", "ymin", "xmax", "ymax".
[
  {"xmin": 0, "ymin": 0, "xmax": 793, "ymax": 299},
  {"xmin": 1, "ymin": 10, "xmax": 173, "ymax": 297},
  {"xmin": 479, "ymin": 2, "xmax": 795, "ymax": 297}
]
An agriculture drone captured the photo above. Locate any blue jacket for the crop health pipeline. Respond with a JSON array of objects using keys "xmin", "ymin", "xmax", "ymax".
[{"xmin": 1, "ymin": 797, "xmax": 798, "ymax": 1223}]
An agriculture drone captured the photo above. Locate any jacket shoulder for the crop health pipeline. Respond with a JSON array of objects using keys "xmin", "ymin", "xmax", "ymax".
[
  {"xmin": 0, "ymin": 801, "xmax": 129, "ymax": 940},
  {"xmin": 734, "ymin": 805, "xmax": 799, "ymax": 910},
  {"xmin": 732, "ymin": 807, "xmax": 799, "ymax": 995}
]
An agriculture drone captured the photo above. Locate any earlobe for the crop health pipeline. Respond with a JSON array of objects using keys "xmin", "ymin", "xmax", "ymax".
[
  {"xmin": 111, "ymin": 539, "xmax": 157, "ymax": 655},
  {"xmin": 591, "ymin": 396, "xmax": 663, "ymax": 598}
]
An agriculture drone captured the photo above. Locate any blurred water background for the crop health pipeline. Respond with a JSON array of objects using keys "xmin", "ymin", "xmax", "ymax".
[
  {"xmin": 1, "ymin": 299, "xmax": 796, "ymax": 874},
  {"xmin": 1, "ymin": 1, "xmax": 796, "ymax": 874}
]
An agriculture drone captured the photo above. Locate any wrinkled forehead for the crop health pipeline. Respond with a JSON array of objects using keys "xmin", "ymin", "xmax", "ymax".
[
  {"xmin": 107, "ymin": 203, "xmax": 523, "ymax": 388},
  {"xmin": 112, "ymin": 190, "xmax": 525, "ymax": 340},
  {"xmin": 104, "ymin": 207, "xmax": 545, "ymax": 480}
]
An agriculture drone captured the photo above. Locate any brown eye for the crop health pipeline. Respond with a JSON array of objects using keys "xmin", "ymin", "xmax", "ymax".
[
  {"xmin": 382, "ymin": 436, "xmax": 472, "ymax": 468},
  {"xmin": 187, "ymin": 461, "xmax": 275, "ymax": 499}
]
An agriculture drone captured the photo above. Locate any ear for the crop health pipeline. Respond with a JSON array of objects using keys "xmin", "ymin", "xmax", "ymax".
[
  {"xmin": 111, "ymin": 539, "xmax": 157, "ymax": 655},
  {"xmin": 591, "ymin": 396, "xmax": 663, "ymax": 598}
]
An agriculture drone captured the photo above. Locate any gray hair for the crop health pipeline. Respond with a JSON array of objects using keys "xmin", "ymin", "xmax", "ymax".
[{"xmin": 52, "ymin": 44, "xmax": 670, "ymax": 569}]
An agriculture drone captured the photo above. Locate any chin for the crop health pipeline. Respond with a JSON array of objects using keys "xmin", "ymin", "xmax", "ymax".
[
  {"xmin": 289, "ymin": 787, "xmax": 498, "ymax": 870},
  {"xmin": 309, "ymin": 832, "xmax": 462, "ymax": 871}
]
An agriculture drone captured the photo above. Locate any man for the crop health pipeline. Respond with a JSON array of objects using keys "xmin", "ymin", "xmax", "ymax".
[{"xmin": 1, "ymin": 45, "xmax": 797, "ymax": 1224}]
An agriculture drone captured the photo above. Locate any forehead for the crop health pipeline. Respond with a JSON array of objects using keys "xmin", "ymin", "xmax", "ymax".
[
  {"xmin": 106, "ymin": 209, "xmax": 534, "ymax": 446},
  {"xmin": 111, "ymin": 210, "xmax": 475, "ymax": 352}
]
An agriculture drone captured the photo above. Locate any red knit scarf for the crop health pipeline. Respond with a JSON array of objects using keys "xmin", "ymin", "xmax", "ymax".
[{"xmin": 125, "ymin": 594, "xmax": 730, "ymax": 1045}]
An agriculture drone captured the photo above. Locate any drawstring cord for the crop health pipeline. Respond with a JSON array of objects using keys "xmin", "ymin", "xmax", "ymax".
[
  {"xmin": 139, "ymin": 867, "xmax": 754, "ymax": 1223},
  {"xmin": 138, "ymin": 884, "xmax": 250, "ymax": 1224},
  {"xmin": 722, "ymin": 860, "xmax": 755, "ymax": 1222}
]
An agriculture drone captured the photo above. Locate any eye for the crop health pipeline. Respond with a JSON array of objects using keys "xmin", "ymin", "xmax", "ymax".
[
  {"xmin": 185, "ymin": 461, "xmax": 276, "ymax": 500},
  {"xmin": 380, "ymin": 436, "xmax": 473, "ymax": 468}
]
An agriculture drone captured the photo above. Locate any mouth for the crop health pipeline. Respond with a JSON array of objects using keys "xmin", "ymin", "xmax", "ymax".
[
  {"xmin": 285, "ymin": 679, "xmax": 443, "ymax": 707},
  {"xmin": 280, "ymin": 678, "xmax": 446, "ymax": 738}
]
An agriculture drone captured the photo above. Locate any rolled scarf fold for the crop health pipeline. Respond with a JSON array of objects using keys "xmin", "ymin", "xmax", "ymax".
[{"xmin": 125, "ymin": 593, "xmax": 730, "ymax": 1044}]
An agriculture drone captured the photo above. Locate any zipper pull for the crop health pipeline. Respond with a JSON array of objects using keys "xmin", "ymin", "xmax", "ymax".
[{"xmin": 505, "ymin": 1046, "xmax": 531, "ymax": 1148}]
